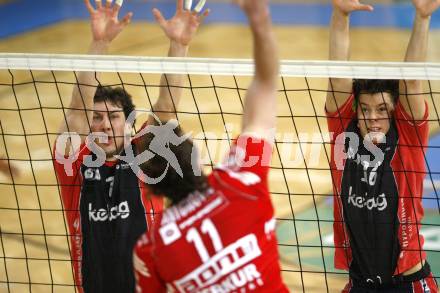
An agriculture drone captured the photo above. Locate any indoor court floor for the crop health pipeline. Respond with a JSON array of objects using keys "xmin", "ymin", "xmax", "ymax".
[{"xmin": 0, "ymin": 0, "xmax": 439, "ymax": 292}]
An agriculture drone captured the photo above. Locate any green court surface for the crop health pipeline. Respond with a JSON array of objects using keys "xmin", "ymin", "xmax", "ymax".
[{"xmin": 277, "ymin": 200, "xmax": 440, "ymax": 282}]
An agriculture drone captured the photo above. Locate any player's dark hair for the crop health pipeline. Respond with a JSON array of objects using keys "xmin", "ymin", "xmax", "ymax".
[
  {"xmin": 353, "ymin": 79, "xmax": 399, "ymax": 110},
  {"xmin": 139, "ymin": 121, "xmax": 208, "ymax": 205},
  {"xmin": 94, "ymin": 85, "xmax": 136, "ymax": 119}
]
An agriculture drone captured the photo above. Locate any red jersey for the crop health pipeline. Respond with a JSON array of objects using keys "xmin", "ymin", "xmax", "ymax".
[
  {"xmin": 133, "ymin": 135, "xmax": 288, "ymax": 292},
  {"xmin": 53, "ymin": 139, "xmax": 163, "ymax": 292},
  {"xmin": 327, "ymin": 95, "xmax": 429, "ymax": 275}
]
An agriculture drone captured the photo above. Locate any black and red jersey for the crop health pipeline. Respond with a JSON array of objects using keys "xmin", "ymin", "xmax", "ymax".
[
  {"xmin": 327, "ymin": 95, "xmax": 429, "ymax": 278},
  {"xmin": 53, "ymin": 140, "xmax": 163, "ymax": 293}
]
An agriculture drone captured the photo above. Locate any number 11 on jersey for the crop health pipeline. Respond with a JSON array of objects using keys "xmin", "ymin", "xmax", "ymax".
[{"xmin": 186, "ymin": 219, "xmax": 223, "ymax": 262}]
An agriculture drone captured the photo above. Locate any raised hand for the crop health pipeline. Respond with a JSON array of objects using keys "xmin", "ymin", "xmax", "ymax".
[
  {"xmin": 332, "ymin": 0, "xmax": 373, "ymax": 15},
  {"xmin": 152, "ymin": 0, "xmax": 209, "ymax": 46},
  {"xmin": 412, "ymin": 0, "xmax": 440, "ymax": 17},
  {"xmin": 84, "ymin": 0, "xmax": 133, "ymax": 43}
]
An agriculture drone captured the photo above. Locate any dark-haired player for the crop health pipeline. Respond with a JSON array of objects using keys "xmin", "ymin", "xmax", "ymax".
[
  {"xmin": 132, "ymin": 0, "xmax": 288, "ymax": 291},
  {"xmin": 327, "ymin": 0, "xmax": 439, "ymax": 292},
  {"xmin": 52, "ymin": 0, "xmax": 208, "ymax": 292}
]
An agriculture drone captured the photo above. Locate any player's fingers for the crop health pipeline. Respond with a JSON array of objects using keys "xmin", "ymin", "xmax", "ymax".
[
  {"xmin": 356, "ymin": 3, "xmax": 373, "ymax": 12},
  {"xmin": 95, "ymin": 0, "xmax": 102, "ymax": 10},
  {"xmin": 199, "ymin": 8, "xmax": 210, "ymax": 22},
  {"xmin": 193, "ymin": 0, "xmax": 206, "ymax": 13},
  {"xmin": 113, "ymin": 0, "xmax": 123, "ymax": 13},
  {"xmin": 184, "ymin": 0, "xmax": 193, "ymax": 11},
  {"xmin": 152, "ymin": 8, "xmax": 167, "ymax": 27},
  {"xmin": 121, "ymin": 12, "xmax": 133, "ymax": 26},
  {"xmin": 84, "ymin": 0, "xmax": 95, "ymax": 14},
  {"xmin": 176, "ymin": 0, "xmax": 184, "ymax": 12},
  {"xmin": 430, "ymin": 1, "xmax": 440, "ymax": 12},
  {"xmin": 105, "ymin": 0, "xmax": 112, "ymax": 9}
]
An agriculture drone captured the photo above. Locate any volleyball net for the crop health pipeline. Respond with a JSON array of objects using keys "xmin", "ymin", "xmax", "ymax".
[{"xmin": 0, "ymin": 54, "xmax": 439, "ymax": 292}]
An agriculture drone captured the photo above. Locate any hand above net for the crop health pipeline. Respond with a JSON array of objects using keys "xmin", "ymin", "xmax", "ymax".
[
  {"xmin": 84, "ymin": 0, "xmax": 133, "ymax": 44},
  {"xmin": 412, "ymin": 0, "xmax": 440, "ymax": 18},
  {"xmin": 152, "ymin": 0, "xmax": 210, "ymax": 47},
  {"xmin": 332, "ymin": 0, "xmax": 373, "ymax": 15}
]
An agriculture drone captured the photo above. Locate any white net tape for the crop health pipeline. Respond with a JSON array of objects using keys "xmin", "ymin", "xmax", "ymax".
[{"xmin": 1, "ymin": 53, "xmax": 440, "ymax": 80}]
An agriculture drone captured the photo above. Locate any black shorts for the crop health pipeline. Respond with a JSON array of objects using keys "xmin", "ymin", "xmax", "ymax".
[{"xmin": 342, "ymin": 262, "xmax": 438, "ymax": 293}]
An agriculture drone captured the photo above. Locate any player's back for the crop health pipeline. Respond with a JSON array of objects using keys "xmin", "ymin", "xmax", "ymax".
[{"xmin": 134, "ymin": 157, "xmax": 288, "ymax": 292}]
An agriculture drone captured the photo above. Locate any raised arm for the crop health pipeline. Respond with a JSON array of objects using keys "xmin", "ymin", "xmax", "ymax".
[
  {"xmin": 148, "ymin": 0, "xmax": 209, "ymax": 123},
  {"xmin": 326, "ymin": 0, "xmax": 373, "ymax": 113},
  {"xmin": 236, "ymin": 0, "xmax": 279, "ymax": 139},
  {"xmin": 399, "ymin": 0, "xmax": 439, "ymax": 121},
  {"xmin": 58, "ymin": 0, "xmax": 132, "ymax": 155}
]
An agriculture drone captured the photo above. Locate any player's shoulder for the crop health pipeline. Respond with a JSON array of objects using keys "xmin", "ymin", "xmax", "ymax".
[
  {"xmin": 53, "ymin": 144, "xmax": 90, "ymax": 182},
  {"xmin": 214, "ymin": 136, "xmax": 269, "ymax": 186},
  {"xmin": 207, "ymin": 168, "xmax": 268, "ymax": 203},
  {"xmin": 212, "ymin": 165, "xmax": 263, "ymax": 187}
]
